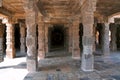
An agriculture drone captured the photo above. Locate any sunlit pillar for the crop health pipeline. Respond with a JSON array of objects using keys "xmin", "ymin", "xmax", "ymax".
[{"xmin": 2, "ymin": 18, "xmax": 15, "ymax": 59}]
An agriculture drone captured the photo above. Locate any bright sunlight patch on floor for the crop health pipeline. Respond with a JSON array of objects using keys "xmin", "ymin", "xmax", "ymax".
[{"xmin": 0, "ymin": 57, "xmax": 28, "ymax": 80}]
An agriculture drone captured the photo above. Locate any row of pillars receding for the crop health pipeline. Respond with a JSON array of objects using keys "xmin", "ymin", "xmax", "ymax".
[
  {"xmin": 22, "ymin": 0, "xmax": 119, "ymax": 72},
  {"xmin": 0, "ymin": 18, "xmax": 26, "ymax": 62}
]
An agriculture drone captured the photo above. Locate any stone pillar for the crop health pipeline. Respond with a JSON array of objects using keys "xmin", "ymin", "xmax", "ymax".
[
  {"xmin": 68, "ymin": 24, "xmax": 72, "ymax": 53},
  {"xmin": 20, "ymin": 22, "xmax": 26, "ymax": 53},
  {"xmin": 72, "ymin": 20, "xmax": 80, "ymax": 59},
  {"xmin": 2, "ymin": 18, "xmax": 15, "ymax": 59},
  {"xmin": 45, "ymin": 23, "xmax": 48, "ymax": 54},
  {"xmin": 38, "ymin": 21, "xmax": 45, "ymax": 59},
  {"xmin": 81, "ymin": 0, "xmax": 96, "ymax": 71},
  {"xmin": 23, "ymin": 0, "xmax": 38, "ymax": 72},
  {"xmin": 102, "ymin": 23, "xmax": 110, "ymax": 57},
  {"xmin": 0, "ymin": 21, "xmax": 4, "ymax": 62},
  {"xmin": 110, "ymin": 24, "xmax": 117, "ymax": 51}
]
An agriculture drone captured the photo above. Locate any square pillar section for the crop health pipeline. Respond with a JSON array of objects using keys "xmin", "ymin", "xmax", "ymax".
[
  {"xmin": 23, "ymin": 0, "xmax": 38, "ymax": 72},
  {"xmin": 72, "ymin": 20, "xmax": 80, "ymax": 59}
]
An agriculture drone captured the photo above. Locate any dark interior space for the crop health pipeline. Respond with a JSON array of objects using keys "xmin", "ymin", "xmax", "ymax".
[
  {"xmin": 117, "ymin": 25, "xmax": 120, "ymax": 49},
  {"xmin": 49, "ymin": 25, "xmax": 65, "ymax": 51},
  {"xmin": 3, "ymin": 25, "xmax": 6, "ymax": 53},
  {"xmin": 14, "ymin": 24, "xmax": 20, "ymax": 51},
  {"xmin": 96, "ymin": 23, "xmax": 103, "ymax": 49},
  {"xmin": 79, "ymin": 23, "xmax": 83, "ymax": 53}
]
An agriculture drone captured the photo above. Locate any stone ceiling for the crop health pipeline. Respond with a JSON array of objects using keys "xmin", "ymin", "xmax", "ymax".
[{"xmin": 1, "ymin": 0, "xmax": 120, "ymax": 20}]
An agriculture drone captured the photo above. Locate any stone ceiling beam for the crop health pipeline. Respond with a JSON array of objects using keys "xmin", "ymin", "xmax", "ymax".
[{"xmin": 0, "ymin": 7, "xmax": 14, "ymax": 17}]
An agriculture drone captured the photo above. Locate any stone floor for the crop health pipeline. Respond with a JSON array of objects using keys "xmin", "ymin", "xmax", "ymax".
[{"xmin": 0, "ymin": 51, "xmax": 120, "ymax": 80}]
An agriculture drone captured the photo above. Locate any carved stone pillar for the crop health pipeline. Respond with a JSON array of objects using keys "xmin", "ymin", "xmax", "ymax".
[
  {"xmin": 0, "ymin": 20, "xmax": 4, "ymax": 62},
  {"xmin": 23, "ymin": 0, "xmax": 38, "ymax": 72},
  {"xmin": 45, "ymin": 23, "xmax": 48, "ymax": 54},
  {"xmin": 102, "ymin": 23, "xmax": 110, "ymax": 57},
  {"xmin": 72, "ymin": 20, "xmax": 80, "ymax": 59},
  {"xmin": 2, "ymin": 18, "xmax": 15, "ymax": 59},
  {"xmin": 81, "ymin": 0, "xmax": 96, "ymax": 71},
  {"xmin": 110, "ymin": 24, "xmax": 117, "ymax": 51},
  {"xmin": 38, "ymin": 21, "xmax": 45, "ymax": 59},
  {"xmin": 20, "ymin": 22, "xmax": 26, "ymax": 53},
  {"xmin": 68, "ymin": 24, "xmax": 72, "ymax": 53}
]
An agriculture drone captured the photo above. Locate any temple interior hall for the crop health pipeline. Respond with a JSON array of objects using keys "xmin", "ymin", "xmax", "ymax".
[{"xmin": 0, "ymin": 0, "xmax": 120, "ymax": 80}]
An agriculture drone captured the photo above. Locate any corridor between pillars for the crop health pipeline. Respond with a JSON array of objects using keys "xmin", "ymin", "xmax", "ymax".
[{"xmin": 23, "ymin": 0, "xmax": 38, "ymax": 72}]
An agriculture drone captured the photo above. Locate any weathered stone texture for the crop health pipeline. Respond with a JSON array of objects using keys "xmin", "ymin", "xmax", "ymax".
[
  {"xmin": 72, "ymin": 20, "xmax": 80, "ymax": 59},
  {"xmin": 102, "ymin": 23, "xmax": 110, "ymax": 57},
  {"xmin": 6, "ymin": 22, "xmax": 15, "ymax": 58},
  {"xmin": 38, "ymin": 22, "xmax": 45, "ymax": 59},
  {"xmin": 24, "ymin": 0, "xmax": 38, "ymax": 72},
  {"xmin": 81, "ymin": 0, "xmax": 96, "ymax": 71}
]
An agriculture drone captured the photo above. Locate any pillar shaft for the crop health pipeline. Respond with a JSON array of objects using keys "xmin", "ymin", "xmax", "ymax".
[
  {"xmin": 68, "ymin": 24, "xmax": 72, "ymax": 53},
  {"xmin": 72, "ymin": 20, "xmax": 80, "ymax": 59},
  {"xmin": 38, "ymin": 22, "xmax": 45, "ymax": 59},
  {"xmin": 20, "ymin": 23, "xmax": 26, "ymax": 53},
  {"xmin": 81, "ymin": 12, "xmax": 95, "ymax": 71},
  {"xmin": 6, "ymin": 23, "xmax": 15, "ymax": 58},
  {"xmin": 45, "ymin": 24, "xmax": 48, "ymax": 53},
  {"xmin": 102, "ymin": 23, "xmax": 110, "ymax": 57},
  {"xmin": 110, "ymin": 24, "xmax": 117, "ymax": 51},
  {"xmin": 23, "ymin": 0, "xmax": 38, "ymax": 72}
]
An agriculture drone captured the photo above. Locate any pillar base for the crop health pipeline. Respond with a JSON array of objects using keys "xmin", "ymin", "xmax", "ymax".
[
  {"xmin": 6, "ymin": 49, "xmax": 15, "ymax": 59},
  {"xmin": 81, "ymin": 53, "xmax": 94, "ymax": 72},
  {"xmin": 27, "ymin": 56, "xmax": 38, "ymax": 72}
]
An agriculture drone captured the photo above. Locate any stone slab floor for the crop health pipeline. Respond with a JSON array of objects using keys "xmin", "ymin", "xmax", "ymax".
[{"xmin": 0, "ymin": 51, "xmax": 120, "ymax": 80}]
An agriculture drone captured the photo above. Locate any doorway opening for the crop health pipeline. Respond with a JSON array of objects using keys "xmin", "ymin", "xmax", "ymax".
[{"xmin": 49, "ymin": 25, "xmax": 65, "ymax": 52}]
